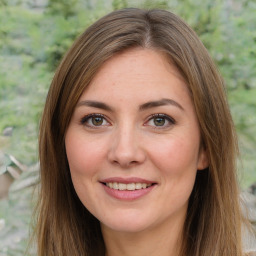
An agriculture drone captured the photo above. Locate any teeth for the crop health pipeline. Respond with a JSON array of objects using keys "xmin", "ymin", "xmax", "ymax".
[
  {"xmin": 105, "ymin": 182, "xmax": 152, "ymax": 191},
  {"xmin": 127, "ymin": 183, "xmax": 135, "ymax": 190},
  {"xmin": 135, "ymin": 183, "xmax": 142, "ymax": 189},
  {"xmin": 119, "ymin": 183, "xmax": 126, "ymax": 190},
  {"xmin": 113, "ymin": 182, "xmax": 118, "ymax": 189}
]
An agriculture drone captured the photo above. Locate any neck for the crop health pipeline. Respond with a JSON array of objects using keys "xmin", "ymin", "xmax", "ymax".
[{"xmin": 101, "ymin": 217, "xmax": 184, "ymax": 256}]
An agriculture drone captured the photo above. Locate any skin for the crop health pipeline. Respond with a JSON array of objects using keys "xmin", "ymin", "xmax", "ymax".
[{"xmin": 65, "ymin": 48, "xmax": 208, "ymax": 256}]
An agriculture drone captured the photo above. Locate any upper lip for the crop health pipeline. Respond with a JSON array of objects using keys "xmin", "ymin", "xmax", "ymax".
[{"xmin": 100, "ymin": 177, "xmax": 157, "ymax": 184}]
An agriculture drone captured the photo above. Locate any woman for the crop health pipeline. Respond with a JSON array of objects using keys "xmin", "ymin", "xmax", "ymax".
[{"xmin": 36, "ymin": 8, "xmax": 252, "ymax": 256}]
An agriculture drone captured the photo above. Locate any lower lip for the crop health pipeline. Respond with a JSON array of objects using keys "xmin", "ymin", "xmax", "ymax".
[{"xmin": 102, "ymin": 184, "xmax": 156, "ymax": 201}]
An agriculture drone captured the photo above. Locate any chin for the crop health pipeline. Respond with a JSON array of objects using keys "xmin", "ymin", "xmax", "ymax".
[
  {"xmin": 99, "ymin": 213, "xmax": 155, "ymax": 234},
  {"xmin": 102, "ymin": 222, "xmax": 149, "ymax": 234}
]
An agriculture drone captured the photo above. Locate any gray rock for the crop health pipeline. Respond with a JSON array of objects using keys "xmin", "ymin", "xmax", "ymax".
[
  {"xmin": 241, "ymin": 191, "xmax": 256, "ymax": 223},
  {"xmin": 241, "ymin": 188, "xmax": 256, "ymax": 252},
  {"xmin": 249, "ymin": 183, "xmax": 256, "ymax": 195},
  {"xmin": 2, "ymin": 127, "xmax": 13, "ymax": 137}
]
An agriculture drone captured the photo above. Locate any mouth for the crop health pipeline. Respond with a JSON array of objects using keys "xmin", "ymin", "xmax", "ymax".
[
  {"xmin": 100, "ymin": 177, "xmax": 157, "ymax": 200},
  {"xmin": 101, "ymin": 180, "xmax": 157, "ymax": 200},
  {"xmin": 103, "ymin": 182, "xmax": 153, "ymax": 191}
]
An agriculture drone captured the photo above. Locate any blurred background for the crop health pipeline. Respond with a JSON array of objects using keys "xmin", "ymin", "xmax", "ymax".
[{"xmin": 0, "ymin": 0, "xmax": 255, "ymax": 254}]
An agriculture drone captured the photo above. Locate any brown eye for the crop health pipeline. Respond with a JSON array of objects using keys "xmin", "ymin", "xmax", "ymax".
[
  {"xmin": 153, "ymin": 117, "xmax": 166, "ymax": 126},
  {"xmin": 80, "ymin": 114, "xmax": 110, "ymax": 128},
  {"xmin": 92, "ymin": 116, "xmax": 104, "ymax": 126},
  {"xmin": 145, "ymin": 114, "xmax": 176, "ymax": 129}
]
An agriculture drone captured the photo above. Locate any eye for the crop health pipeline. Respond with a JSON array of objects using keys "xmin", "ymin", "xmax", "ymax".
[
  {"xmin": 145, "ymin": 114, "xmax": 176, "ymax": 128},
  {"xmin": 80, "ymin": 114, "xmax": 110, "ymax": 128}
]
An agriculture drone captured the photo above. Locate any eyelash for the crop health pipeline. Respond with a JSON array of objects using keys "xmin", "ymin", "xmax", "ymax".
[
  {"xmin": 145, "ymin": 114, "xmax": 176, "ymax": 129},
  {"xmin": 80, "ymin": 113, "xmax": 176, "ymax": 129},
  {"xmin": 80, "ymin": 114, "xmax": 110, "ymax": 128}
]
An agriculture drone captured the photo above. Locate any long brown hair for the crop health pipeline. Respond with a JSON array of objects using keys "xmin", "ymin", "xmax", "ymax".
[{"xmin": 36, "ymin": 8, "xmax": 244, "ymax": 256}]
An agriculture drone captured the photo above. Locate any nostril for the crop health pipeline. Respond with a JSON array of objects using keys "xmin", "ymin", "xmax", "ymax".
[
  {"xmin": 111, "ymin": 158, "xmax": 139, "ymax": 167},
  {"xmin": 108, "ymin": 141, "xmax": 146, "ymax": 167}
]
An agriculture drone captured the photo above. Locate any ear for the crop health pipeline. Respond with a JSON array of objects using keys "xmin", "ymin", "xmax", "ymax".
[{"xmin": 197, "ymin": 147, "xmax": 209, "ymax": 170}]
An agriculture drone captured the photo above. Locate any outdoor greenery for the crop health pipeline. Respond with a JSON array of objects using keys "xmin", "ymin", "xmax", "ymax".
[{"xmin": 0, "ymin": 0, "xmax": 255, "ymax": 254}]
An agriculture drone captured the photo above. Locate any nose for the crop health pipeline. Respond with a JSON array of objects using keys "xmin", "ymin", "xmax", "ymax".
[{"xmin": 107, "ymin": 125, "xmax": 146, "ymax": 168}]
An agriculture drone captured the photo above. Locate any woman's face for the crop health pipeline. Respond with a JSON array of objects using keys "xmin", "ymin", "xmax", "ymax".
[{"xmin": 65, "ymin": 48, "xmax": 208, "ymax": 234}]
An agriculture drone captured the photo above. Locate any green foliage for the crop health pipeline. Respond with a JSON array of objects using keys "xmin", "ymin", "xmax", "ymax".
[
  {"xmin": 46, "ymin": 0, "xmax": 79, "ymax": 18},
  {"xmin": 0, "ymin": 7, "xmax": 50, "ymax": 163},
  {"xmin": 112, "ymin": 0, "xmax": 128, "ymax": 10},
  {"xmin": 141, "ymin": 0, "xmax": 169, "ymax": 9},
  {"xmin": 215, "ymin": 1, "xmax": 256, "ymax": 90},
  {"xmin": 43, "ymin": 15, "xmax": 81, "ymax": 70},
  {"xmin": 155, "ymin": 0, "xmax": 256, "ymax": 90},
  {"xmin": 228, "ymin": 88, "xmax": 256, "ymax": 187},
  {"xmin": 0, "ymin": 0, "xmax": 7, "ymax": 6},
  {"xmin": 43, "ymin": 4, "xmax": 108, "ymax": 70},
  {"xmin": 44, "ymin": 12, "xmax": 97, "ymax": 70}
]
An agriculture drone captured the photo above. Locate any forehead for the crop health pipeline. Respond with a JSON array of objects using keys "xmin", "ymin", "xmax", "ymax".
[
  {"xmin": 85, "ymin": 48, "xmax": 187, "ymax": 92},
  {"xmin": 77, "ymin": 48, "xmax": 193, "ymax": 112}
]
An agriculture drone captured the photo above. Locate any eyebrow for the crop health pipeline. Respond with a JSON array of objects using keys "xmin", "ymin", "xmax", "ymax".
[
  {"xmin": 77, "ymin": 100, "xmax": 114, "ymax": 111},
  {"xmin": 77, "ymin": 98, "xmax": 184, "ymax": 111},
  {"xmin": 139, "ymin": 98, "xmax": 184, "ymax": 111}
]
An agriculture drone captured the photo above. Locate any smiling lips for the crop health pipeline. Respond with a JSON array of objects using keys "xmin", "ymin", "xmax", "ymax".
[
  {"xmin": 101, "ymin": 178, "xmax": 156, "ymax": 200},
  {"xmin": 106, "ymin": 182, "xmax": 152, "ymax": 190}
]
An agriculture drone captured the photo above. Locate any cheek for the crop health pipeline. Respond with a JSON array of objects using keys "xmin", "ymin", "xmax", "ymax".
[
  {"xmin": 65, "ymin": 132, "xmax": 104, "ymax": 178},
  {"xmin": 65, "ymin": 132, "xmax": 105, "ymax": 208},
  {"xmin": 147, "ymin": 136, "xmax": 200, "ymax": 173}
]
